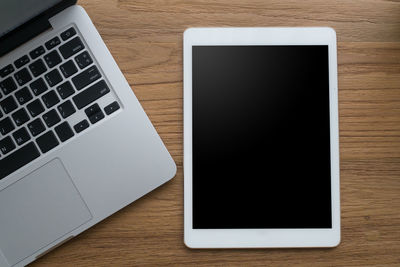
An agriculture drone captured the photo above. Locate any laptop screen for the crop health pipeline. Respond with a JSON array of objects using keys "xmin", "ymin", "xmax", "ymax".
[{"xmin": 0, "ymin": 0, "xmax": 62, "ymax": 38}]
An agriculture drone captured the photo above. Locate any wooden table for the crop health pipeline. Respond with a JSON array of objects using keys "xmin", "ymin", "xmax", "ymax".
[{"xmin": 32, "ymin": 0, "xmax": 400, "ymax": 266}]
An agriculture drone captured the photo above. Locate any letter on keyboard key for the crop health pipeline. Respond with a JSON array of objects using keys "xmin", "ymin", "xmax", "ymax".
[
  {"xmin": 0, "ymin": 142, "xmax": 40, "ymax": 180},
  {"xmin": 73, "ymin": 80, "xmax": 110, "ymax": 109},
  {"xmin": 0, "ymin": 117, "xmax": 15, "ymax": 136},
  {"xmin": 0, "ymin": 77, "xmax": 17, "ymax": 95},
  {"xmin": 0, "ymin": 136, "xmax": 16, "ymax": 155},
  {"xmin": 14, "ymin": 68, "xmax": 32, "ymax": 86}
]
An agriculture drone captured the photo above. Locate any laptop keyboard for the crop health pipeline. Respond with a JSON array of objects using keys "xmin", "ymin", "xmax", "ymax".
[{"xmin": 0, "ymin": 26, "xmax": 120, "ymax": 181}]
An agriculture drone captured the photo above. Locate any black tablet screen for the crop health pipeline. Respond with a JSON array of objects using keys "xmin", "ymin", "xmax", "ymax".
[{"xmin": 192, "ymin": 46, "xmax": 332, "ymax": 229}]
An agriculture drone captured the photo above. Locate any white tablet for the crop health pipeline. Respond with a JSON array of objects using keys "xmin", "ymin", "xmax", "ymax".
[{"xmin": 184, "ymin": 27, "xmax": 340, "ymax": 248}]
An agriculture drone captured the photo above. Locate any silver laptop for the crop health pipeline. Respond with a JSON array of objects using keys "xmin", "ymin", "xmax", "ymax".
[{"xmin": 0, "ymin": 1, "xmax": 176, "ymax": 266}]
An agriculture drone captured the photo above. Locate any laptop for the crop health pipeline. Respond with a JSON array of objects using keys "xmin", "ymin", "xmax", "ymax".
[{"xmin": 0, "ymin": 0, "xmax": 176, "ymax": 266}]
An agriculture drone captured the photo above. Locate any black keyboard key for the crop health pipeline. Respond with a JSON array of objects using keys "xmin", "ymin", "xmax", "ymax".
[
  {"xmin": 45, "ymin": 36, "xmax": 61, "ymax": 50},
  {"xmin": 14, "ymin": 68, "xmax": 32, "ymax": 86},
  {"xmin": 43, "ymin": 109, "xmax": 61, "ymax": 127},
  {"xmin": 55, "ymin": 121, "xmax": 74, "ymax": 142},
  {"xmin": 71, "ymin": 65, "xmax": 101, "ymax": 90},
  {"xmin": 73, "ymin": 80, "xmax": 110, "ymax": 109},
  {"xmin": 85, "ymin": 103, "xmax": 100, "ymax": 117},
  {"xmin": 28, "ymin": 118, "xmax": 46, "ymax": 137},
  {"xmin": 104, "ymin": 101, "xmax": 120, "ymax": 115},
  {"xmin": 15, "ymin": 87, "xmax": 33, "ymax": 105},
  {"xmin": 44, "ymin": 50, "xmax": 62, "ymax": 68},
  {"xmin": 29, "ymin": 46, "xmax": 45, "ymax": 59},
  {"xmin": 36, "ymin": 130, "xmax": 59, "ymax": 153},
  {"xmin": 0, "ymin": 64, "xmax": 14, "ymax": 78},
  {"xmin": 74, "ymin": 119, "xmax": 89, "ymax": 133},
  {"xmin": 45, "ymin": 69, "xmax": 63, "ymax": 87},
  {"xmin": 0, "ymin": 117, "xmax": 15, "ymax": 135},
  {"xmin": 11, "ymin": 108, "xmax": 29, "ymax": 126},
  {"xmin": 60, "ymin": 60, "xmax": 78, "ymax": 78},
  {"xmin": 59, "ymin": 36, "xmax": 85, "ymax": 59},
  {"xmin": 89, "ymin": 110, "xmax": 104, "ymax": 124},
  {"xmin": 60, "ymin": 27, "xmax": 77, "ymax": 41},
  {"xmin": 0, "ymin": 142, "xmax": 40, "ymax": 180},
  {"xmin": 75, "ymin": 51, "xmax": 93, "ymax": 69},
  {"xmin": 29, "ymin": 59, "xmax": 47, "ymax": 77},
  {"xmin": 14, "ymin": 55, "xmax": 30, "ymax": 69},
  {"xmin": 42, "ymin": 90, "xmax": 60, "ymax": 108},
  {"xmin": 0, "ymin": 136, "xmax": 16, "ymax": 155},
  {"xmin": 57, "ymin": 100, "xmax": 76, "ymax": 118},
  {"xmin": 13, "ymin": 127, "xmax": 31, "ymax": 146},
  {"xmin": 0, "ymin": 77, "xmax": 17, "ymax": 95},
  {"xmin": 30, "ymin": 78, "xmax": 48, "ymax": 96},
  {"xmin": 0, "ymin": 96, "xmax": 18, "ymax": 114},
  {"xmin": 56, "ymin": 81, "xmax": 75, "ymax": 99},
  {"xmin": 27, "ymin": 99, "xmax": 45, "ymax": 117}
]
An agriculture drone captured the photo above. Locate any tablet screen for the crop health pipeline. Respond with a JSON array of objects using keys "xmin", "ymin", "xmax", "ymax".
[{"xmin": 192, "ymin": 46, "xmax": 331, "ymax": 229}]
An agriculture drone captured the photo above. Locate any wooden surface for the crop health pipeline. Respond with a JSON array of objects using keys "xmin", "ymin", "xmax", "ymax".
[{"xmin": 32, "ymin": 0, "xmax": 400, "ymax": 266}]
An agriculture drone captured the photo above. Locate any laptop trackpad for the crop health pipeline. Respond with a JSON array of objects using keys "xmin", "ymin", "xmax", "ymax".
[{"xmin": 0, "ymin": 159, "xmax": 92, "ymax": 266}]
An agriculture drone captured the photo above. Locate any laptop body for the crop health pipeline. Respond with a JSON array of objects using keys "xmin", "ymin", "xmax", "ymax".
[{"xmin": 0, "ymin": 1, "xmax": 176, "ymax": 266}]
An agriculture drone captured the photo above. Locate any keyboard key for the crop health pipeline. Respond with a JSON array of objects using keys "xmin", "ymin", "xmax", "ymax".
[
  {"xmin": 56, "ymin": 81, "xmax": 75, "ymax": 99},
  {"xmin": 60, "ymin": 27, "xmax": 77, "ymax": 41},
  {"xmin": 0, "ymin": 96, "xmax": 18, "ymax": 114},
  {"xmin": 44, "ymin": 50, "xmax": 62, "ymax": 68},
  {"xmin": 15, "ymin": 87, "xmax": 33, "ymax": 105},
  {"xmin": 42, "ymin": 90, "xmax": 60, "ymax": 108},
  {"xmin": 13, "ymin": 127, "xmax": 31, "ymax": 146},
  {"xmin": 45, "ymin": 36, "xmax": 61, "ymax": 50},
  {"xmin": 14, "ymin": 68, "xmax": 32, "ymax": 86},
  {"xmin": 0, "ymin": 136, "xmax": 16, "ymax": 155},
  {"xmin": 75, "ymin": 51, "xmax": 93, "ymax": 69},
  {"xmin": 85, "ymin": 103, "xmax": 100, "ymax": 117},
  {"xmin": 89, "ymin": 110, "xmax": 104, "ymax": 124},
  {"xmin": 59, "ymin": 36, "xmax": 84, "ymax": 59},
  {"xmin": 27, "ymin": 99, "xmax": 45, "ymax": 117},
  {"xmin": 0, "ymin": 142, "xmax": 40, "ymax": 180},
  {"xmin": 30, "ymin": 78, "xmax": 48, "ymax": 96},
  {"xmin": 104, "ymin": 101, "xmax": 120, "ymax": 115},
  {"xmin": 43, "ymin": 109, "xmax": 61, "ymax": 127},
  {"xmin": 0, "ymin": 64, "xmax": 14, "ymax": 78},
  {"xmin": 60, "ymin": 60, "xmax": 78, "ymax": 78},
  {"xmin": 55, "ymin": 121, "xmax": 74, "ymax": 142},
  {"xmin": 29, "ymin": 45, "xmax": 45, "ymax": 59},
  {"xmin": 57, "ymin": 100, "xmax": 76, "ymax": 118},
  {"xmin": 74, "ymin": 119, "xmax": 89, "ymax": 133},
  {"xmin": 45, "ymin": 69, "xmax": 63, "ymax": 87},
  {"xmin": 36, "ymin": 130, "xmax": 59, "ymax": 153},
  {"xmin": 73, "ymin": 80, "xmax": 110, "ymax": 109},
  {"xmin": 0, "ymin": 77, "xmax": 17, "ymax": 95},
  {"xmin": 0, "ymin": 117, "xmax": 15, "ymax": 135},
  {"xmin": 11, "ymin": 108, "xmax": 29, "ymax": 126},
  {"xmin": 14, "ymin": 55, "xmax": 30, "ymax": 69},
  {"xmin": 29, "ymin": 59, "xmax": 47, "ymax": 77},
  {"xmin": 72, "ymin": 65, "xmax": 101, "ymax": 90},
  {"xmin": 28, "ymin": 118, "xmax": 46, "ymax": 137}
]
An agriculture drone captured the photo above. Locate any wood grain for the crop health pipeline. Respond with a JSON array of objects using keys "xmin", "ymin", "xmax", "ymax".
[{"xmin": 31, "ymin": 0, "xmax": 400, "ymax": 266}]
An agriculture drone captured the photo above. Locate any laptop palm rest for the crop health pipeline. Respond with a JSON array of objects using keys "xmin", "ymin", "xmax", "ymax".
[{"xmin": 0, "ymin": 159, "xmax": 92, "ymax": 266}]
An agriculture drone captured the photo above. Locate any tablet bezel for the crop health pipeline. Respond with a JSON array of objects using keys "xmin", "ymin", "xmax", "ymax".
[{"xmin": 184, "ymin": 27, "xmax": 340, "ymax": 248}]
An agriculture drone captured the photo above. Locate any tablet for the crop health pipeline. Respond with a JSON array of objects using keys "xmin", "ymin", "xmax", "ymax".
[{"xmin": 184, "ymin": 27, "xmax": 340, "ymax": 248}]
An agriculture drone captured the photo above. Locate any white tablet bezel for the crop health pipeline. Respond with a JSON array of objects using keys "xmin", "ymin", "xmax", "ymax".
[{"xmin": 184, "ymin": 27, "xmax": 340, "ymax": 248}]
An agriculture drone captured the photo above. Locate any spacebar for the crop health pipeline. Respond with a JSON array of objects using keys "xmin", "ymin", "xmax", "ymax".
[{"xmin": 0, "ymin": 142, "xmax": 40, "ymax": 180}]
